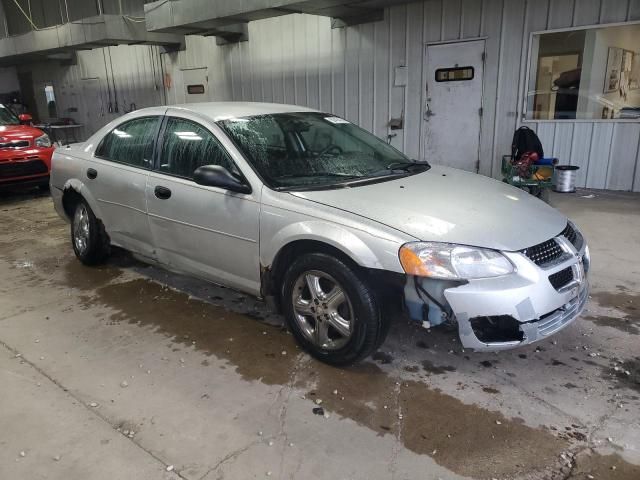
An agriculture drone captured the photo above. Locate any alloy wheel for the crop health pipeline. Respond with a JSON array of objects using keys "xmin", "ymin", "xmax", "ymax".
[
  {"xmin": 291, "ymin": 270, "xmax": 354, "ymax": 350},
  {"xmin": 73, "ymin": 204, "xmax": 90, "ymax": 255}
]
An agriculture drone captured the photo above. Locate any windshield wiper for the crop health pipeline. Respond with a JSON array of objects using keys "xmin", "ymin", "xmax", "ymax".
[
  {"xmin": 358, "ymin": 161, "xmax": 430, "ymax": 182},
  {"xmin": 276, "ymin": 172, "xmax": 362, "ymax": 179},
  {"xmin": 385, "ymin": 160, "xmax": 430, "ymax": 172},
  {"xmin": 273, "ymin": 172, "xmax": 364, "ymax": 191}
]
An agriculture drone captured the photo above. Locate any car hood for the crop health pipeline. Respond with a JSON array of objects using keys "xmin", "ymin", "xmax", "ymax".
[
  {"xmin": 291, "ymin": 165, "xmax": 567, "ymax": 251},
  {"xmin": 0, "ymin": 124, "xmax": 44, "ymax": 141}
]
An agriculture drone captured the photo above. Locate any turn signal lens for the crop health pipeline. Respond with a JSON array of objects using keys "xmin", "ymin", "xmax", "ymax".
[{"xmin": 399, "ymin": 246, "xmax": 431, "ymax": 276}]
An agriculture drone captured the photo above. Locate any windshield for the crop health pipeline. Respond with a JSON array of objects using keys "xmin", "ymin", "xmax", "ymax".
[
  {"xmin": 0, "ymin": 104, "xmax": 20, "ymax": 126},
  {"xmin": 218, "ymin": 112, "xmax": 429, "ymax": 190}
]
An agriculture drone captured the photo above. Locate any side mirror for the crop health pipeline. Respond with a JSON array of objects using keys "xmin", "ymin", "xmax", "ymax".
[
  {"xmin": 193, "ymin": 165, "xmax": 252, "ymax": 194},
  {"xmin": 18, "ymin": 113, "xmax": 33, "ymax": 124}
]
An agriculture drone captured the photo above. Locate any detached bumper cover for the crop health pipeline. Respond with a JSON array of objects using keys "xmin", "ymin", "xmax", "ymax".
[
  {"xmin": 450, "ymin": 234, "xmax": 589, "ymax": 351},
  {"xmin": 405, "ymin": 228, "xmax": 590, "ymax": 351},
  {"xmin": 456, "ymin": 281, "xmax": 588, "ymax": 350}
]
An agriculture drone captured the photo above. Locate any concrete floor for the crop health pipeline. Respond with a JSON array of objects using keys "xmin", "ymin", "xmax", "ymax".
[{"xmin": 0, "ymin": 188, "xmax": 639, "ymax": 480}]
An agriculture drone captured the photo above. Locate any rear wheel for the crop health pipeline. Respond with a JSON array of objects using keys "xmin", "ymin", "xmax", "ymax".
[
  {"xmin": 71, "ymin": 199, "xmax": 110, "ymax": 265},
  {"xmin": 282, "ymin": 253, "xmax": 386, "ymax": 365}
]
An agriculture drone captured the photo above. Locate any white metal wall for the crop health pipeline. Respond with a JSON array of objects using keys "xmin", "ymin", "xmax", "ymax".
[
  {"xmin": 16, "ymin": 0, "xmax": 640, "ymax": 191},
  {"xmin": 20, "ymin": 44, "xmax": 166, "ymax": 140},
  {"xmin": 203, "ymin": 0, "xmax": 640, "ymax": 190}
]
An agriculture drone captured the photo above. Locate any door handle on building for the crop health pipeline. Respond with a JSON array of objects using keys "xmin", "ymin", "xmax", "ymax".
[{"xmin": 424, "ymin": 103, "xmax": 435, "ymax": 119}]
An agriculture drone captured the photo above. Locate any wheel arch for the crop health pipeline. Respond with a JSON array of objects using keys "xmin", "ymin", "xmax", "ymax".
[
  {"xmin": 264, "ymin": 238, "xmax": 355, "ymax": 286},
  {"xmin": 60, "ymin": 178, "xmax": 104, "ymax": 221},
  {"xmin": 260, "ymin": 221, "xmax": 403, "ymax": 308}
]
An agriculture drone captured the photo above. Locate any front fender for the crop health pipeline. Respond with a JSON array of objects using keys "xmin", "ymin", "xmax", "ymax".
[{"xmin": 261, "ymin": 220, "xmax": 404, "ymax": 273}]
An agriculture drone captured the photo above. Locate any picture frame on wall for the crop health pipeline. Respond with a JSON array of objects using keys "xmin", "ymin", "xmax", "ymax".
[{"xmin": 604, "ymin": 47, "xmax": 623, "ymax": 93}]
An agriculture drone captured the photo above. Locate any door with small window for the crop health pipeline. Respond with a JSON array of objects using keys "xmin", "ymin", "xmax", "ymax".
[
  {"xmin": 422, "ymin": 40, "xmax": 485, "ymax": 172},
  {"xmin": 181, "ymin": 68, "xmax": 208, "ymax": 103},
  {"xmin": 146, "ymin": 112, "xmax": 260, "ymax": 293},
  {"xmin": 89, "ymin": 115, "xmax": 161, "ymax": 257}
]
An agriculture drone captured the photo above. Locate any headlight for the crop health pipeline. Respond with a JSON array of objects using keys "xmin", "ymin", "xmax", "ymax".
[
  {"xmin": 35, "ymin": 134, "xmax": 52, "ymax": 148},
  {"xmin": 399, "ymin": 242, "xmax": 514, "ymax": 279}
]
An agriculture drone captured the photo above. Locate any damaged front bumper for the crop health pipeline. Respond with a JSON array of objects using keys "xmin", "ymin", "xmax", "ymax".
[{"xmin": 404, "ymin": 235, "xmax": 590, "ymax": 351}]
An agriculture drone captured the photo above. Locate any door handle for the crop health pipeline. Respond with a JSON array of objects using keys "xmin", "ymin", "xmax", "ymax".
[
  {"xmin": 154, "ymin": 185, "xmax": 172, "ymax": 200},
  {"xmin": 424, "ymin": 104, "xmax": 436, "ymax": 119},
  {"xmin": 86, "ymin": 168, "xmax": 97, "ymax": 180}
]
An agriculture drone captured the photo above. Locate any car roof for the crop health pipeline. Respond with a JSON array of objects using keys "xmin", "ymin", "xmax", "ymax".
[{"xmin": 166, "ymin": 102, "xmax": 321, "ymax": 121}]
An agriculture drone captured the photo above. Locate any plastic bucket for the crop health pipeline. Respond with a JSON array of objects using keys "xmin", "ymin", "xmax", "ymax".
[{"xmin": 554, "ymin": 165, "xmax": 579, "ymax": 193}]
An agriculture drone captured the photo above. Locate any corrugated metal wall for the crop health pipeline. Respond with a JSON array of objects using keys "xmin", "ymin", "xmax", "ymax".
[
  {"xmin": 21, "ymin": 44, "xmax": 165, "ymax": 140},
  {"xmin": 204, "ymin": 0, "xmax": 640, "ymax": 190},
  {"xmin": 0, "ymin": 0, "xmax": 144, "ymax": 35},
  {"xmin": 15, "ymin": 0, "xmax": 640, "ymax": 191}
]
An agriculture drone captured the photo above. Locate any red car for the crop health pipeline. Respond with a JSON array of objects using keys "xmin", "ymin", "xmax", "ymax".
[{"xmin": 0, "ymin": 104, "xmax": 54, "ymax": 190}]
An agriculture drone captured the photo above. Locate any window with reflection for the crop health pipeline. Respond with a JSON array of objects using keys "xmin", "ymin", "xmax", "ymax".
[
  {"xmin": 526, "ymin": 23, "xmax": 640, "ymax": 120},
  {"xmin": 96, "ymin": 116, "xmax": 159, "ymax": 167},
  {"xmin": 159, "ymin": 118, "xmax": 234, "ymax": 178},
  {"xmin": 435, "ymin": 67, "xmax": 474, "ymax": 82}
]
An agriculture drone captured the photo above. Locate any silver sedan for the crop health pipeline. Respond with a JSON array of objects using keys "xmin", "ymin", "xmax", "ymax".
[{"xmin": 50, "ymin": 102, "xmax": 589, "ymax": 365}]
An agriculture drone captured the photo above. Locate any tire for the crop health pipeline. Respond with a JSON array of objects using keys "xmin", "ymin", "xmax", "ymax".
[
  {"xmin": 281, "ymin": 253, "xmax": 386, "ymax": 366},
  {"xmin": 71, "ymin": 199, "xmax": 110, "ymax": 265}
]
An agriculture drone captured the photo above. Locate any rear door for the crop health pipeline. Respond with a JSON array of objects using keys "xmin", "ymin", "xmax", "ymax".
[
  {"xmin": 146, "ymin": 110, "xmax": 261, "ymax": 294},
  {"xmin": 87, "ymin": 115, "xmax": 162, "ymax": 258}
]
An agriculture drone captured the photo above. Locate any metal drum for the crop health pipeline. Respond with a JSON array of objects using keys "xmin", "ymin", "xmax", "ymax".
[{"xmin": 554, "ymin": 165, "xmax": 579, "ymax": 193}]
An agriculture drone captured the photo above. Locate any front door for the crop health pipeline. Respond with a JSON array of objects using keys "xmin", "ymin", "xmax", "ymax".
[
  {"xmin": 181, "ymin": 68, "xmax": 208, "ymax": 103},
  {"xmin": 146, "ymin": 110, "xmax": 260, "ymax": 294},
  {"xmin": 422, "ymin": 40, "xmax": 485, "ymax": 172}
]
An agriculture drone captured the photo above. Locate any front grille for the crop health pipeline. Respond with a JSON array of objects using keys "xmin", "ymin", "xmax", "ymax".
[
  {"xmin": 0, "ymin": 140, "xmax": 30, "ymax": 149},
  {"xmin": 549, "ymin": 266, "xmax": 573, "ymax": 290},
  {"xmin": 532, "ymin": 284, "xmax": 588, "ymax": 337},
  {"xmin": 561, "ymin": 223, "xmax": 582, "ymax": 250},
  {"xmin": 521, "ymin": 238, "xmax": 564, "ymax": 266},
  {"xmin": 0, "ymin": 159, "xmax": 48, "ymax": 179}
]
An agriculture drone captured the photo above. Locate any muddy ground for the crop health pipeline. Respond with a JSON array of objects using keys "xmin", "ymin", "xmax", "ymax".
[{"xmin": 0, "ymin": 189, "xmax": 639, "ymax": 480}]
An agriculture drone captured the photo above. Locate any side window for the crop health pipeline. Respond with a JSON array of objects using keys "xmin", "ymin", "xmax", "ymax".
[
  {"xmin": 159, "ymin": 118, "xmax": 235, "ymax": 178},
  {"xmin": 96, "ymin": 117, "xmax": 159, "ymax": 168}
]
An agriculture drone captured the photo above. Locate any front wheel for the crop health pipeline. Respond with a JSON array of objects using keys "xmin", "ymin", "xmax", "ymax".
[
  {"xmin": 282, "ymin": 253, "xmax": 386, "ymax": 366},
  {"xmin": 71, "ymin": 199, "xmax": 110, "ymax": 265}
]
